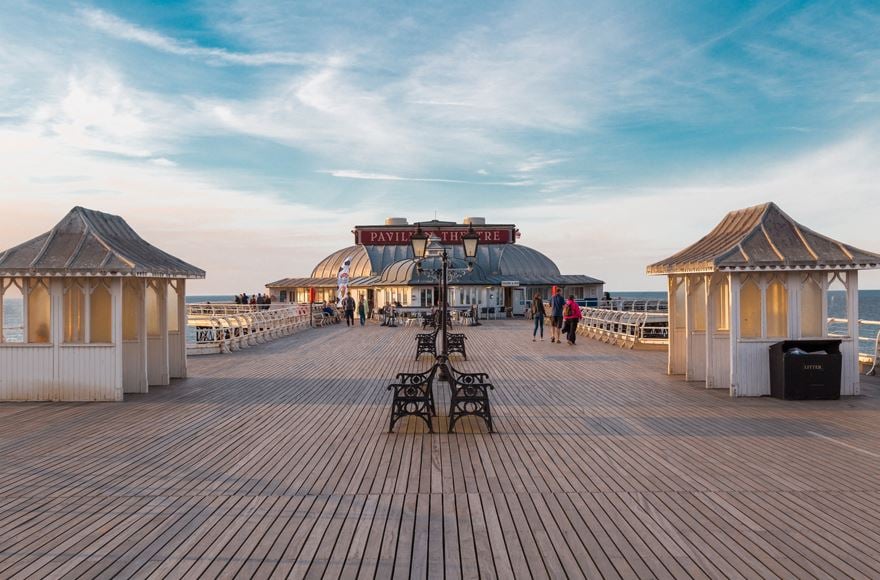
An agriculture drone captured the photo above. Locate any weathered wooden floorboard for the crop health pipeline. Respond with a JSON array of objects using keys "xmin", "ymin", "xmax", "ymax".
[{"xmin": 1, "ymin": 320, "xmax": 879, "ymax": 578}]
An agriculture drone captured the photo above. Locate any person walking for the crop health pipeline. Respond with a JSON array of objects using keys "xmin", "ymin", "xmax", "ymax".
[
  {"xmin": 563, "ymin": 295, "xmax": 582, "ymax": 345},
  {"xmin": 549, "ymin": 288, "xmax": 565, "ymax": 343},
  {"xmin": 357, "ymin": 296, "xmax": 366, "ymax": 326},
  {"xmin": 531, "ymin": 293, "xmax": 545, "ymax": 341},
  {"xmin": 342, "ymin": 292, "xmax": 356, "ymax": 326}
]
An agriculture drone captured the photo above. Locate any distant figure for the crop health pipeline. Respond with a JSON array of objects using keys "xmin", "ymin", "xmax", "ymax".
[
  {"xmin": 342, "ymin": 292, "xmax": 356, "ymax": 327},
  {"xmin": 393, "ymin": 300, "xmax": 402, "ymax": 308},
  {"xmin": 549, "ymin": 288, "xmax": 565, "ymax": 344},
  {"xmin": 603, "ymin": 291, "xmax": 612, "ymax": 301},
  {"xmin": 563, "ymin": 295, "xmax": 583, "ymax": 345},
  {"xmin": 249, "ymin": 296, "xmax": 257, "ymax": 306},
  {"xmin": 531, "ymin": 293, "xmax": 544, "ymax": 342},
  {"xmin": 264, "ymin": 295, "xmax": 271, "ymax": 310},
  {"xmin": 234, "ymin": 295, "xmax": 241, "ymax": 305},
  {"xmin": 357, "ymin": 297, "xmax": 366, "ymax": 326}
]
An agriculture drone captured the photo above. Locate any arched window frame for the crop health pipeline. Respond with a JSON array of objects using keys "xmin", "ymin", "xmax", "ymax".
[
  {"xmin": 765, "ymin": 273, "xmax": 789, "ymax": 339},
  {"xmin": 799, "ymin": 272, "xmax": 826, "ymax": 338},
  {"xmin": 738, "ymin": 274, "xmax": 762, "ymax": 339}
]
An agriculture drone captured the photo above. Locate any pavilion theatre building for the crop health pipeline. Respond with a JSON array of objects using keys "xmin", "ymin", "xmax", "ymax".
[{"xmin": 267, "ymin": 217, "xmax": 604, "ymax": 316}]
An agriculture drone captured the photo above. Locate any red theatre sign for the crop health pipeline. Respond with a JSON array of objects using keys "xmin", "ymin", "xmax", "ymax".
[{"xmin": 355, "ymin": 227, "xmax": 515, "ymax": 245}]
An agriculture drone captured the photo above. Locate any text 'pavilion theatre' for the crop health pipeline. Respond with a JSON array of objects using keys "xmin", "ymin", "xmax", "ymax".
[{"xmin": 267, "ymin": 217, "xmax": 604, "ymax": 315}]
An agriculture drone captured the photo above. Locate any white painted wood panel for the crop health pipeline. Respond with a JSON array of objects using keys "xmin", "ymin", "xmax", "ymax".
[
  {"xmin": 733, "ymin": 340, "xmax": 775, "ymax": 397},
  {"xmin": 123, "ymin": 340, "xmax": 147, "ymax": 393},
  {"xmin": 687, "ymin": 331, "xmax": 706, "ymax": 381},
  {"xmin": 708, "ymin": 334, "xmax": 730, "ymax": 390},
  {"xmin": 57, "ymin": 345, "xmax": 121, "ymax": 401},
  {"xmin": 0, "ymin": 346, "xmax": 54, "ymax": 400}
]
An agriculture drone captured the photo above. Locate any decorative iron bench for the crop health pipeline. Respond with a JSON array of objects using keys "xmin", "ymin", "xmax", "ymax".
[
  {"xmin": 415, "ymin": 329, "xmax": 439, "ymax": 360},
  {"xmin": 446, "ymin": 363, "xmax": 494, "ymax": 433},
  {"xmin": 387, "ymin": 365, "xmax": 438, "ymax": 433},
  {"xmin": 447, "ymin": 332, "xmax": 467, "ymax": 360}
]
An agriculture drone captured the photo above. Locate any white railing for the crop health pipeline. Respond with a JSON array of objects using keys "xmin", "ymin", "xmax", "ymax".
[
  {"xmin": 577, "ymin": 307, "xmax": 669, "ymax": 349},
  {"xmin": 187, "ymin": 303, "xmax": 312, "ymax": 355},
  {"xmin": 595, "ymin": 299, "xmax": 668, "ymax": 312},
  {"xmin": 827, "ymin": 318, "xmax": 880, "ymax": 375},
  {"xmin": 187, "ymin": 303, "xmax": 278, "ymax": 316}
]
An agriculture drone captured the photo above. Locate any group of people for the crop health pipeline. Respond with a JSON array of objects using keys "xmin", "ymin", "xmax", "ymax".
[
  {"xmin": 234, "ymin": 292, "xmax": 272, "ymax": 309},
  {"xmin": 340, "ymin": 292, "xmax": 367, "ymax": 327},
  {"xmin": 530, "ymin": 288, "xmax": 582, "ymax": 345}
]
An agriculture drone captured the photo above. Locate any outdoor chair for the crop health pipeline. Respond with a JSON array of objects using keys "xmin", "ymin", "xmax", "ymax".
[
  {"xmin": 415, "ymin": 328, "xmax": 439, "ymax": 360},
  {"xmin": 446, "ymin": 363, "xmax": 495, "ymax": 433},
  {"xmin": 387, "ymin": 365, "xmax": 438, "ymax": 433}
]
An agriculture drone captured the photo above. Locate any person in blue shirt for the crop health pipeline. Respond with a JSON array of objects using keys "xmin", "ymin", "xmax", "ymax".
[{"xmin": 550, "ymin": 288, "xmax": 566, "ymax": 343}]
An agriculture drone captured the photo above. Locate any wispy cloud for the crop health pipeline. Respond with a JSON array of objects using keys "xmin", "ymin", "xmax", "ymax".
[
  {"xmin": 80, "ymin": 8, "xmax": 333, "ymax": 67},
  {"xmin": 320, "ymin": 169, "xmax": 531, "ymax": 186}
]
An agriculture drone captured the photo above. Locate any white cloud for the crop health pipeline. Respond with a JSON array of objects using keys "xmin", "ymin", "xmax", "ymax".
[
  {"xmin": 503, "ymin": 131, "xmax": 880, "ymax": 290},
  {"xmin": 80, "ymin": 8, "xmax": 333, "ymax": 67},
  {"xmin": 0, "ymin": 126, "xmax": 374, "ymax": 294},
  {"xmin": 321, "ymin": 169, "xmax": 531, "ymax": 186}
]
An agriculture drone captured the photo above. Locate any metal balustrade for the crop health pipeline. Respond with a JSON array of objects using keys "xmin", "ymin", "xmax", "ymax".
[
  {"xmin": 576, "ymin": 307, "xmax": 669, "ymax": 349},
  {"xmin": 595, "ymin": 299, "xmax": 668, "ymax": 312},
  {"xmin": 187, "ymin": 303, "xmax": 312, "ymax": 355},
  {"xmin": 827, "ymin": 317, "xmax": 880, "ymax": 375}
]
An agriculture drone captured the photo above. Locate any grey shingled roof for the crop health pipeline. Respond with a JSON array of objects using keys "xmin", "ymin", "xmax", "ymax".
[
  {"xmin": 647, "ymin": 202, "xmax": 880, "ymax": 275},
  {"xmin": 0, "ymin": 207, "xmax": 205, "ymax": 278}
]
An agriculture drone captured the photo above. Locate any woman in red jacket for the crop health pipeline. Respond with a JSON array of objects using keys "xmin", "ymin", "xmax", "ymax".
[{"xmin": 562, "ymin": 295, "xmax": 582, "ymax": 345}]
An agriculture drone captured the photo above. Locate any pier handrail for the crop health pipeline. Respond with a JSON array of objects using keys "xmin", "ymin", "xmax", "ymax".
[
  {"xmin": 186, "ymin": 303, "xmax": 312, "ymax": 354},
  {"xmin": 576, "ymin": 307, "xmax": 669, "ymax": 349},
  {"xmin": 827, "ymin": 317, "xmax": 880, "ymax": 375},
  {"xmin": 594, "ymin": 299, "xmax": 668, "ymax": 312}
]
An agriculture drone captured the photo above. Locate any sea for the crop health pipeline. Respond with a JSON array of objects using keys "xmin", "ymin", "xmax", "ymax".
[{"xmin": 3, "ymin": 292, "xmax": 879, "ymax": 353}]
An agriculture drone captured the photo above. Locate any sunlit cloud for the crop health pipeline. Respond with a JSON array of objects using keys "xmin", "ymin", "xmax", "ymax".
[
  {"xmin": 80, "ymin": 8, "xmax": 335, "ymax": 67},
  {"xmin": 320, "ymin": 169, "xmax": 532, "ymax": 186}
]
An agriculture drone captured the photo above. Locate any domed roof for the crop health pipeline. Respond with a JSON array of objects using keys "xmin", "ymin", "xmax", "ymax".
[
  {"xmin": 309, "ymin": 241, "xmax": 570, "ymax": 285},
  {"xmin": 497, "ymin": 244, "xmax": 561, "ymax": 278},
  {"xmin": 311, "ymin": 245, "xmax": 415, "ymax": 278},
  {"xmin": 379, "ymin": 256, "xmax": 488, "ymax": 285}
]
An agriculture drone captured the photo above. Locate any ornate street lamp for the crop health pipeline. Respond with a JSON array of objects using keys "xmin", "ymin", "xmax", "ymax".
[
  {"xmin": 410, "ymin": 223, "xmax": 429, "ymax": 259},
  {"xmin": 462, "ymin": 223, "xmax": 480, "ymax": 260},
  {"xmin": 407, "ymin": 221, "xmax": 481, "ymax": 381}
]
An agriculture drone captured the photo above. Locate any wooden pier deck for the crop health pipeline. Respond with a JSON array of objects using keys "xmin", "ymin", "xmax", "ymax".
[{"xmin": 1, "ymin": 320, "xmax": 880, "ymax": 579}]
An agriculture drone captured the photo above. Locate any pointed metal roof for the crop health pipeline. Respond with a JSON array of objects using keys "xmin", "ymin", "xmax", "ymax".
[
  {"xmin": 647, "ymin": 202, "xmax": 880, "ymax": 275},
  {"xmin": 0, "ymin": 207, "xmax": 205, "ymax": 278}
]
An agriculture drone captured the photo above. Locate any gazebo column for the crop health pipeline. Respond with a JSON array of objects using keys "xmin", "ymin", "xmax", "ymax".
[
  {"xmin": 842, "ymin": 271, "xmax": 860, "ymax": 395},
  {"xmin": 168, "ymin": 279, "xmax": 187, "ymax": 379},
  {"xmin": 111, "ymin": 279, "xmax": 124, "ymax": 396},
  {"xmin": 686, "ymin": 275, "xmax": 707, "ymax": 382},
  {"xmin": 147, "ymin": 279, "xmax": 170, "ymax": 386},
  {"xmin": 668, "ymin": 276, "xmax": 686, "ymax": 375},
  {"xmin": 123, "ymin": 278, "xmax": 148, "ymax": 394},
  {"xmin": 705, "ymin": 273, "xmax": 731, "ymax": 390}
]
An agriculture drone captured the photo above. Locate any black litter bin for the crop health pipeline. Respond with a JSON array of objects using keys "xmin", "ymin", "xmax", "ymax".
[{"xmin": 769, "ymin": 340, "xmax": 842, "ymax": 400}]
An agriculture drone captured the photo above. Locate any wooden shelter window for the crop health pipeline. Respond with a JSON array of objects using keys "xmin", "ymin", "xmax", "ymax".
[
  {"xmin": 63, "ymin": 279, "xmax": 86, "ymax": 343},
  {"xmin": 167, "ymin": 281, "xmax": 180, "ymax": 333},
  {"xmin": 1, "ymin": 279, "xmax": 25, "ymax": 343},
  {"xmin": 739, "ymin": 278, "xmax": 761, "ymax": 339},
  {"xmin": 713, "ymin": 276, "xmax": 730, "ymax": 332},
  {"xmin": 123, "ymin": 280, "xmax": 140, "ymax": 341},
  {"xmin": 800, "ymin": 274, "xmax": 823, "ymax": 338},
  {"xmin": 27, "ymin": 279, "xmax": 51, "ymax": 344},
  {"xmin": 672, "ymin": 277, "xmax": 686, "ymax": 330},
  {"xmin": 146, "ymin": 284, "xmax": 161, "ymax": 338},
  {"xmin": 90, "ymin": 281, "xmax": 113, "ymax": 343},
  {"xmin": 691, "ymin": 278, "xmax": 706, "ymax": 332},
  {"xmin": 766, "ymin": 278, "xmax": 788, "ymax": 338}
]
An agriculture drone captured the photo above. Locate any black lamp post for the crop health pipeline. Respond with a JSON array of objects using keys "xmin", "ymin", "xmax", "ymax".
[{"xmin": 410, "ymin": 222, "xmax": 480, "ymax": 380}]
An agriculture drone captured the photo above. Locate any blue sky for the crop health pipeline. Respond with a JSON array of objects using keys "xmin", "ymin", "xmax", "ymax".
[{"xmin": 0, "ymin": 0, "xmax": 879, "ymax": 292}]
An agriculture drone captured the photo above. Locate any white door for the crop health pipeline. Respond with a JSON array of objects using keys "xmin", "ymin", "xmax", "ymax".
[{"xmin": 513, "ymin": 288, "xmax": 527, "ymax": 316}]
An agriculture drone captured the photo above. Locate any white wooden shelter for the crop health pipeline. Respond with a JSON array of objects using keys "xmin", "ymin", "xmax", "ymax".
[
  {"xmin": 0, "ymin": 207, "xmax": 205, "ymax": 401},
  {"xmin": 647, "ymin": 202, "xmax": 880, "ymax": 397}
]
